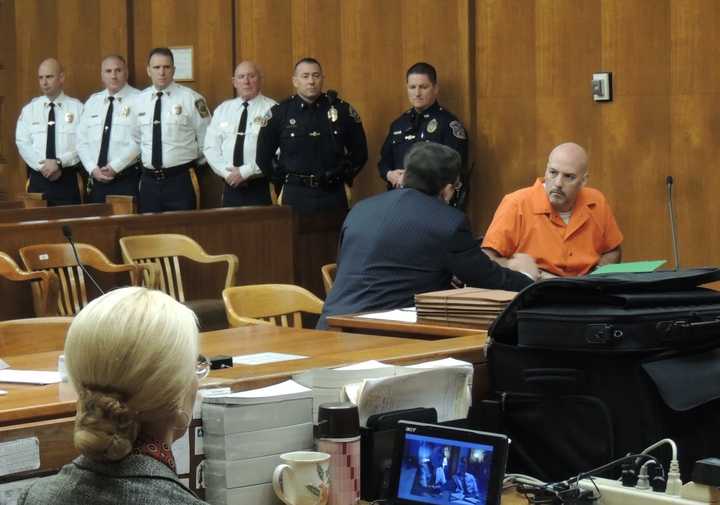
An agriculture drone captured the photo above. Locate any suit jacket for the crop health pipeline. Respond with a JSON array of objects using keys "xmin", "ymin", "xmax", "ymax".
[
  {"xmin": 317, "ymin": 188, "xmax": 532, "ymax": 327},
  {"xmin": 18, "ymin": 454, "xmax": 207, "ymax": 505}
]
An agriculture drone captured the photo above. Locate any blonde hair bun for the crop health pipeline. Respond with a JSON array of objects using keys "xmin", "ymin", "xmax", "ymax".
[{"xmin": 74, "ymin": 389, "xmax": 139, "ymax": 462}]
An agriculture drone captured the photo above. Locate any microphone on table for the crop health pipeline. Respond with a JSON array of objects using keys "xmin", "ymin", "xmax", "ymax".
[
  {"xmin": 61, "ymin": 224, "xmax": 105, "ymax": 295},
  {"xmin": 666, "ymin": 176, "xmax": 680, "ymax": 271}
]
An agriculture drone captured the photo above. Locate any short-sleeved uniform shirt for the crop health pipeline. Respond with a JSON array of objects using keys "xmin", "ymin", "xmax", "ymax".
[{"xmin": 481, "ymin": 178, "xmax": 623, "ymax": 276}]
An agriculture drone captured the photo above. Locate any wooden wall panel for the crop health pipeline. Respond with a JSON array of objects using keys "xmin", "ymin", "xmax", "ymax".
[
  {"xmin": 598, "ymin": 0, "xmax": 671, "ymax": 262},
  {"xmin": 0, "ymin": 0, "xmax": 18, "ymax": 199},
  {"xmin": 130, "ymin": 0, "xmax": 233, "ymax": 111},
  {"xmin": 474, "ymin": 0, "xmax": 537, "ymax": 229},
  {"xmin": 670, "ymin": 1, "xmax": 720, "ymax": 268}
]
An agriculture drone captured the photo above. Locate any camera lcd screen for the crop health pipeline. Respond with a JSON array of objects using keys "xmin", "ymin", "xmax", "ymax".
[{"xmin": 391, "ymin": 422, "xmax": 508, "ymax": 505}]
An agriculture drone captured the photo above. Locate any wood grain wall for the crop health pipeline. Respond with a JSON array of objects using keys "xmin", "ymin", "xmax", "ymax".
[{"xmin": 2, "ymin": 0, "xmax": 720, "ymax": 268}]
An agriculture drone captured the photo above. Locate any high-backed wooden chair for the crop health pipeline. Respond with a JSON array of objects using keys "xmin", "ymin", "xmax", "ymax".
[
  {"xmin": 0, "ymin": 317, "xmax": 73, "ymax": 357},
  {"xmin": 19, "ymin": 243, "xmax": 144, "ymax": 316},
  {"xmin": 0, "ymin": 252, "xmax": 60, "ymax": 316},
  {"xmin": 223, "ymin": 284, "xmax": 324, "ymax": 328},
  {"xmin": 119, "ymin": 234, "xmax": 238, "ymax": 331},
  {"xmin": 321, "ymin": 263, "xmax": 337, "ymax": 297}
]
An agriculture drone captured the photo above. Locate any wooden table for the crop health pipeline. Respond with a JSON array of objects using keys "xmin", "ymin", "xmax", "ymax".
[
  {"xmin": 326, "ymin": 312, "xmax": 489, "ymax": 340},
  {"xmin": 0, "ymin": 325, "xmax": 488, "ymax": 473}
]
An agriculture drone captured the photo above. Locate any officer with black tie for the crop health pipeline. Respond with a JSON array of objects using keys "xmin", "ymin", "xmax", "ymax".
[
  {"xmin": 379, "ymin": 62, "xmax": 468, "ymax": 197},
  {"xmin": 77, "ymin": 55, "xmax": 141, "ymax": 203},
  {"xmin": 135, "ymin": 47, "xmax": 210, "ymax": 213},
  {"xmin": 204, "ymin": 61, "xmax": 277, "ymax": 206},
  {"xmin": 256, "ymin": 57, "xmax": 368, "ymax": 214},
  {"xmin": 16, "ymin": 58, "xmax": 84, "ymax": 206}
]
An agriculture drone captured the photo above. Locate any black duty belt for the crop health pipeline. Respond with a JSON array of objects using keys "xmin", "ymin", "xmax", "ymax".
[
  {"xmin": 142, "ymin": 162, "xmax": 193, "ymax": 181},
  {"xmin": 284, "ymin": 172, "xmax": 342, "ymax": 189}
]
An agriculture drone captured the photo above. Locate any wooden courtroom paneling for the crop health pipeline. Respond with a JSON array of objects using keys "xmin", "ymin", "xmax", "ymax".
[
  {"xmin": 670, "ymin": 0, "xmax": 720, "ymax": 268},
  {"xmin": 130, "ymin": 0, "xmax": 234, "ymax": 112},
  {"xmin": 0, "ymin": 0, "xmax": 18, "ymax": 200}
]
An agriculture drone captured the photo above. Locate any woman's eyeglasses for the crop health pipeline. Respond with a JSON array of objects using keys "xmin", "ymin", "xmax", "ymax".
[{"xmin": 196, "ymin": 355, "xmax": 211, "ymax": 380}]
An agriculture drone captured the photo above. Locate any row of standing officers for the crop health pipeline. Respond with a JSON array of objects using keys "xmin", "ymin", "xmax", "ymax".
[{"xmin": 15, "ymin": 48, "xmax": 468, "ymax": 214}]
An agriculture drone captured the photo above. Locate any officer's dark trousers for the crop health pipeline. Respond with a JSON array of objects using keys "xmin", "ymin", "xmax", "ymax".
[
  {"xmin": 282, "ymin": 184, "xmax": 347, "ymax": 214},
  {"xmin": 27, "ymin": 164, "xmax": 82, "ymax": 206},
  {"xmin": 222, "ymin": 178, "xmax": 272, "ymax": 207},
  {"xmin": 87, "ymin": 165, "xmax": 141, "ymax": 204},
  {"xmin": 139, "ymin": 170, "xmax": 196, "ymax": 213}
]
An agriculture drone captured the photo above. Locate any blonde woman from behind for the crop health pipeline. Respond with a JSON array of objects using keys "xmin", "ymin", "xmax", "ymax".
[{"xmin": 18, "ymin": 287, "xmax": 210, "ymax": 505}]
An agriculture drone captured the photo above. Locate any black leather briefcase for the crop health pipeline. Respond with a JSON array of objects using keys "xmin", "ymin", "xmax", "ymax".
[{"xmin": 476, "ymin": 268, "xmax": 720, "ymax": 481}]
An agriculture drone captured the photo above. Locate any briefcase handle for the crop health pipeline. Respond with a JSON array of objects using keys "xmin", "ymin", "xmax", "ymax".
[{"xmin": 657, "ymin": 318, "xmax": 720, "ymax": 346}]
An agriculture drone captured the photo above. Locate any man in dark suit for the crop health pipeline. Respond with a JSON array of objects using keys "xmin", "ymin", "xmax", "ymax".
[{"xmin": 317, "ymin": 142, "xmax": 538, "ymax": 329}]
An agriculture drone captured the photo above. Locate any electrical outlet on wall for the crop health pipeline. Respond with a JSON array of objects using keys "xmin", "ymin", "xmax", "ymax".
[{"xmin": 592, "ymin": 72, "xmax": 613, "ymax": 102}]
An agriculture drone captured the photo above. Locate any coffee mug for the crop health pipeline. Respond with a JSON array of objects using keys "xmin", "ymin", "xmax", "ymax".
[{"xmin": 272, "ymin": 451, "xmax": 331, "ymax": 505}]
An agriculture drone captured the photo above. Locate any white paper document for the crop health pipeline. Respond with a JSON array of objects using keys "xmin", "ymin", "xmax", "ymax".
[
  {"xmin": 232, "ymin": 352, "xmax": 307, "ymax": 366},
  {"xmin": 203, "ymin": 379, "xmax": 312, "ymax": 405},
  {"xmin": 0, "ymin": 438, "xmax": 40, "ymax": 477},
  {"xmin": 351, "ymin": 367, "xmax": 472, "ymax": 426},
  {"xmin": 0, "ymin": 370, "xmax": 61, "ymax": 384},
  {"xmin": 356, "ymin": 308, "xmax": 417, "ymax": 323},
  {"xmin": 0, "ymin": 358, "xmax": 8, "ymax": 370}
]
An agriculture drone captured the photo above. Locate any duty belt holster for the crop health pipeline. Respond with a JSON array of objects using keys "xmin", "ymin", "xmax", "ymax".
[{"xmin": 284, "ymin": 172, "xmax": 342, "ymax": 189}]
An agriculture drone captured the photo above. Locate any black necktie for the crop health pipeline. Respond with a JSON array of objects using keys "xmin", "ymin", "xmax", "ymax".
[
  {"xmin": 46, "ymin": 102, "xmax": 56, "ymax": 160},
  {"xmin": 232, "ymin": 101, "xmax": 249, "ymax": 167},
  {"xmin": 152, "ymin": 91, "xmax": 163, "ymax": 169},
  {"xmin": 97, "ymin": 96, "xmax": 115, "ymax": 167}
]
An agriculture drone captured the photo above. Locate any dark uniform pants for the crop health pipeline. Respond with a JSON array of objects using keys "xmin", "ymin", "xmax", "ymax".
[
  {"xmin": 27, "ymin": 164, "xmax": 82, "ymax": 206},
  {"xmin": 222, "ymin": 178, "xmax": 272, "ymax": 207},
  {"xmin": 282, "ymin": 183, "xmax": 347, "ymax": 214},
  {"xmin": 139, "ymin": 169, "xmax": 196, "ymax": 213},
  {"xmin": 87, "ymin": 164, "xmax": 141, "ymax": 204}
]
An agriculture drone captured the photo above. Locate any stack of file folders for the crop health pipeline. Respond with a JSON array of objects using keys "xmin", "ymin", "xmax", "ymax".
[
  {"xmin": 202, "ymin": 380, "xmax": 314, "ymax": 505},
  {"xmin": 414, "ymin": 287, "xmax": 518, "ymax": 326}
]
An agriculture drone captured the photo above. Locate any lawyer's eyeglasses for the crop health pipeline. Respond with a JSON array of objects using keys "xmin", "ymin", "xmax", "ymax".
[{"xmin": 196, "ymin": 354, "xmax": 211, "ymax": 380}]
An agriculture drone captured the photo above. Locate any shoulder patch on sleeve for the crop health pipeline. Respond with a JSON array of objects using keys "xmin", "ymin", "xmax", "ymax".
[
  {"xmin": 195, "ymin": 98, "xmax": 210, "ymax": 118},
  {"xmin": 449, "ymin": 120, "xmax": 467, "ymax": 140},
  {"xmin": 348, "ymin": 105, "xmax": 362, "ymax": 123},
  {"xmin": 260, "ymin": 108, "xmax": 273, "ymax": 127}
]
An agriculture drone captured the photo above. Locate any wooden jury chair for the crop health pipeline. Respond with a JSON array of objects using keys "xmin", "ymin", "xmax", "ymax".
[
  {"xmin": 223, "ymin": 284, "xmax": 324, "ymax": 328},
  {"xmin": 19, "ymin": 243, "xmax": 145, "ymax": 316},
  {"xmin": 119, "ymin": 234, "xmax": 238, "ymax": 331},
  {"xmin": 321, "ymin": 263, "xmax": 337, "ymax": 297},
  {"xmin": 0, "ymin": 251, "xmax": 59, "ymax": 316},
  {"xmin": 0, "ymin": 317, "xmax": 73, "ymax": 357}
]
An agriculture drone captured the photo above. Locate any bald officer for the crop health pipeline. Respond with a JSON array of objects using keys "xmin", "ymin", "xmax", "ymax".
[
  {"xmin": 77, "ymin": 55, "xmax": 141, "ymax": 203},
  {"xmin": 204, "ymin": 61, "xmax": 277, "ymax": 206},
  {"xmin": 16, "ymin": 58, "xmax": 84, "ymax": 205},
  {"xmin": 135, "ymin": 47, "xmax": 210, "ymax": 213}
]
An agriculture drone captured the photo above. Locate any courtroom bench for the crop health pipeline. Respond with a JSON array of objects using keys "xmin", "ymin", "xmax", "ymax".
[{"xmin": 0, "ymin": 203, "xmax": 113, "ymax": 224}]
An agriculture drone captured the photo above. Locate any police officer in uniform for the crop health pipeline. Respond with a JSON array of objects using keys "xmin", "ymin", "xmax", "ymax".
[
  {"xmin": 204, "ymin": 61, "xmax": 277, "ymax": 206},
  {"xmin": 77, "ymin": 55, "xmax": 141, "ymax": 203},
  {"xmin": 379, "ymin": 62, "xmax": 468, "ymax": 197},
  {"xmin": 16, "ymin": 58, "xmax": 84, "ymax": 206},
  {"xmin": 135, "ymin": 47, "xmax": 210, "ymax": 213},
  {"xmin": 256, "ymin": 57, "xmax": 368, "ymax": 214}
]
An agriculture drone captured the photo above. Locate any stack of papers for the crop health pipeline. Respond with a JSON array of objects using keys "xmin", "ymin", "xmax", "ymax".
[{"xmin": 414, "ymin": 287, "xmax": 518, "ymax": 326}]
